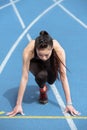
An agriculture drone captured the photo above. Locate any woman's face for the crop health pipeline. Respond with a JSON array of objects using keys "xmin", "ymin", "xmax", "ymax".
[{"xmin": 36, "ymin": 46, "xmax": 53, "ymax": 61}]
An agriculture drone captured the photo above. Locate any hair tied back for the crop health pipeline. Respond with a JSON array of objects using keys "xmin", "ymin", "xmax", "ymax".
[{"xmin": 40, "ymin": 31, "xmax": 48, "ymax": 36}]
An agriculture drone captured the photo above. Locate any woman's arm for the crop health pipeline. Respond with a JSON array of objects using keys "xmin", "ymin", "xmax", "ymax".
[
  {"xmin": 16, "ymin": 50, "xmax": 30, "ymax": 105},
  {"xmin": 53, "ymin": 40, "xmax": 80, "ymax": 116},
  {"xmin": 58, "ymin": 49, "xmax": 72, "ymax": 104},
  {"xmin": 7, "ymin": 40, "xmax": 35, "ymax": 117},
  {"xmin": 7, "ymin": 48, "xmax": 30, "ymax": 117}
]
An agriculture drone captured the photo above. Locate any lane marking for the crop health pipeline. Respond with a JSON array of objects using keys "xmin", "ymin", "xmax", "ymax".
[
  {"xmin": 0, "ymin": 0, "xmax": 63, "ymax": 73},
  {"xmin": 0, "ymin": 0, "xmax": 20, "ymax": 10},
  {"xmin": 50, "ymin": 84, "xmax": 78, "ymax": 130},
  {"xmin": 10, "ymin": 0, "xmax": 31, "ymax": 41},
  {"xmin": 0, "ymin": 111, "xmax": 5, "ymax": 115},
  {"xmin": 10, "ymin": 0, "xmax": 25, "ymax": 29},
  {"xmin": 0, "ymin": 116, "xmax": 87, "ymax": 119},
  {"xmin": 52, "ymin": 0, "xmax": 87, "ymax": 28},
  {"xmin": 58, "ymin": 4, "xmax": 87, "ymax": 28}
]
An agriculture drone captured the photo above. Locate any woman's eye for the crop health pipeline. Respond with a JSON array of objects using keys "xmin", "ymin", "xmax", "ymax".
[
  {"xmin": 45, "ymin": 55, "xmax": 49, "ymax": 57},
  {"xmin": 39, "ymin": 55, "xmax": 43, "ymax": 57}
]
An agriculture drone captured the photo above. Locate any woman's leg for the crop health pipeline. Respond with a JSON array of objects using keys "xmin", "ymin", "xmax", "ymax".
[
  {"xmin": 30, "ymin": 59, "xmax": 48, "ymax": 88},
  {"xmin": 47, "ymin": 69, "xmax": 57, "ymax": 84},
  {"xmin": 35, "ymin": 70, "xmax": 48, "ymax": 88},
  {"xmin": 30, "ymin": 59, "xmax": 48, "ymax": 104}
]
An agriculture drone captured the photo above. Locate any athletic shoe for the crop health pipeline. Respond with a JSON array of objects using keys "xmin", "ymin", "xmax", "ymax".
[{"xmin": 39, "ymin": 85, "xmax": 48, "ymax": 104}]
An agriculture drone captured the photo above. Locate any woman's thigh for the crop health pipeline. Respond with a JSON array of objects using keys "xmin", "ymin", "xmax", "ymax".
[
  {"xmin": 29, "ymin": 59, "xmax": 44, "ymax": 76},
  {"xmin": 47, "ymin": 69, "xmax": 56, "ymax": 84}
]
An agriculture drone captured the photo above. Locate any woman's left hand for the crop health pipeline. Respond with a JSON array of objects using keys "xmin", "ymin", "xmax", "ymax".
[{"xmin": 64, "ymin": 105, "xmax": 80, "ymax": 116}]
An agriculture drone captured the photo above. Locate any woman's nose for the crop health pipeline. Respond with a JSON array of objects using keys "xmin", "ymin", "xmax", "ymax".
[{"xmin": 42, "ymin": 56, "xmax": 47, "ymax": 61}]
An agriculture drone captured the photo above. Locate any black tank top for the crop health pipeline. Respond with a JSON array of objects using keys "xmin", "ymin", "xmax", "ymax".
[{"xmin": 32, "ymin": 48, "xmax": 52, "ymax": 70}]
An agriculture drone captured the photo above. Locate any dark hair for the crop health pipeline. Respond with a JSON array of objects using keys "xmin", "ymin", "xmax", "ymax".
[
  {"xmin": 50, "ymin": 49, "xmax": 60, "ymax": 79},
  {"xmin": 35, "ymin": 30, "xmax": 53, "ymax": 49},
  {"xmin": 50, "ymin": 49, "xmax": 70, "ymax": 79}
]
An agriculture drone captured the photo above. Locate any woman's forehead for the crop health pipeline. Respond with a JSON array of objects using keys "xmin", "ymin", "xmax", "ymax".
[{"xmin": 37, "ymin": 47, "xmax": 52, "ymax": 54}]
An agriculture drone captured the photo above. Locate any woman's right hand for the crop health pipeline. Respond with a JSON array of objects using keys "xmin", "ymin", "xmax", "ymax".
[{"xmin": 7, "ymin": 105, "xmax": 24, "ymax": 117}]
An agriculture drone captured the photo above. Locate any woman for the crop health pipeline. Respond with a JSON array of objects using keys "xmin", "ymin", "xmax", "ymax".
[{"xmin": 7, "ymin": 31, "xmax": 80, "ymax": 116}]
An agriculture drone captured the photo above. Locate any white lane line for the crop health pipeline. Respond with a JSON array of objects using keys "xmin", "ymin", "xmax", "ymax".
[
  {"xmin": 10, "ymin": 0, "xmax": 25, "ymax": 29},
  {"xmin": 52, "ymin": 0, "xmax": 87, "ymax": 29},
  {"xmin": 0, "ymin": 0, "xmax": 63, "ymax": 73},
  {"xmin": 58, "ymin": 4, "xmax": 87, "ymax": 29},
  {"xmin": 0, "ymin": 0, "xmax": 20, "ymax": 10},
  {"xmin": 26, "ymin": 34, "xmax": 32, "ymax": 41},
  {"xmin": 10, "ymin": 0, "xmax": 31, "ymax": 41},
  {"xmin": 51, "ymin": 1, "xmax": 78, "ymax": 129},
  {"xmin": 50, "ymin": 84, "xmax": 78, "ymax": 130}
]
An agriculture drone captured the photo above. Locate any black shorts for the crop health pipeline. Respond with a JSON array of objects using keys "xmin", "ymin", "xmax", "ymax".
[{"xmin": 29, "ymin": 58, "xmax": 56, "ymax": 88}]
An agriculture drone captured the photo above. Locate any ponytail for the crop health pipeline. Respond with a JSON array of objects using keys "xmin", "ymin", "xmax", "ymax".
[
  {"xmin": 40, "ymin": 31, "xmax": 49, "ymax": 36},
  {"xmin": 35, "ymin": 30, "xmax": 53, "ymax": 49}
]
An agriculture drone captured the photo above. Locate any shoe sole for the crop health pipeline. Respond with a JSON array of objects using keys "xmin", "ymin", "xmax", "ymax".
[{"xmin": 39, "ymin": 100, "xmax": 48, "ymax": 104}]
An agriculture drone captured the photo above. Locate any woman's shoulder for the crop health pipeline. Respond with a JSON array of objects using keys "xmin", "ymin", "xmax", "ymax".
[
  {"xmin": 53, "ymin": 39, "xmax": 64, "ymax": 52},
  {"xmin": 25, "ymin": 40, "xmax": 35, "ymax": 50},
  {"xmin": 23, "ymin": 40, "xmax": 35, "ymax": 59}
]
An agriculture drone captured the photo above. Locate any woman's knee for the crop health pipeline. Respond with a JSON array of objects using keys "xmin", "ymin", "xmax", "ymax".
[
  {"xmin": 47, "ymin": 74, "xmax": 56, "ymax": 84},
  {"xmin": 35, "ymin": 70, "xmax": 48, "ymax": 88},
  {"xmin": 47, "ymin": 79, "xmax": 55, "ymax": 84}
]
